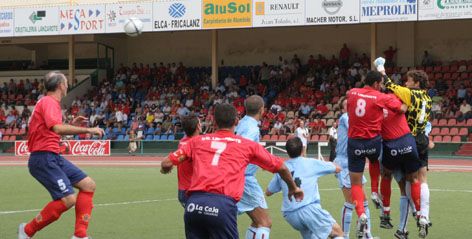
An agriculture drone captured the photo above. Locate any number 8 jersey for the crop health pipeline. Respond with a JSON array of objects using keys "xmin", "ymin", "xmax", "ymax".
[
  {"xmin": 168, "ymin": 130, "xmax": 284, "ymax": 201},
  {"xmin": 347, "ymin": 87, "xmax": 403, "ymax": 139}
]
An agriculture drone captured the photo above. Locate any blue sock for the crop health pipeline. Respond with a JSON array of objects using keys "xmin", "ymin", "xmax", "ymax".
[
  {"xmin": 341, "ymin": 202, "xmax": 354, "ymax": 238},
  {"xmin": 398, "ymin": 196, "xmax": 410, "ymax": 233},
  {"xmin": 364, "ymin": 201, "xmax": 373, "ymax": 238},
  {"xmin": 254, "ymin": 227, "xmax": 270, "ymax": 239}
]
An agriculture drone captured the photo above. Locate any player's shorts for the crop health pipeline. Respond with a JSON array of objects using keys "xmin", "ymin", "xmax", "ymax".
[
  {"xmin": 336, "ymin": 167, "xmax": 367, "ymax": 189},
  {"xmin": 382, "ymin": 133, "xmax": 422, "ymax": 174},
  {"xmin": 283, "ymin": 203, "xmax": 336, "ymax": 239},
  {"xmin": 178, "ymin": 189, "xmax": 188, "ymax": 208},
  {"xmin": 237, "ymin": 175, "xmax": 268, "ymax": 214},
  {"xmin": 184, "ymin": 192, "xmax": 238, "ymax": 239},
  {"xmin": 348, "ymin": 136, "xmax": 382, "ymax": 173},
  {"xmin": 415, "ymin": 133, "xmax": 429, "ymax": 168},
  {"xmin": 28, "ymin": 151, "xmax": 87, "ymax": 200}
]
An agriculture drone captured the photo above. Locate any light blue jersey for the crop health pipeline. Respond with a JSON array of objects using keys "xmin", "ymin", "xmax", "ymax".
[
  {"xmin": 425, "ymin": 121, "xmax": 432, "ymax": 137},
  {"xmin": 334, "ymin": 113, "xmax": 349, "ymax": 169},
  {"xmin": 267, "ymin": 157, "xmax": 336, "ymax": 212},
  {"xmin": 236, "ymin": 115, "xmax": 260, "ymax": 175}
]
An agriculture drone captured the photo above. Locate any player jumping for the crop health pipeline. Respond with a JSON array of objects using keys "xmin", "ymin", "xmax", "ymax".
[
  {"xmin": 18, "ymin": 71, "xmax": 104, "ymax": 239},
  {"xmin": 266, "ymin": 137, "xmax": 344, "ymax": 239},
  {"xmin": 161, "ymin": 103, "xmax": 303, "ymax": 239}
]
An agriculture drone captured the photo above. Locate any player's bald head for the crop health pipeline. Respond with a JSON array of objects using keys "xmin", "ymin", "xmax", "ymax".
[
  {"xmin": 245, "ymin": 95, "xmax": 264, "ymax": 116},
  {"xmin": 214, "ymin": 103, "xmax": 238, "ymax": 129},
  {"xmin": 45, "ymin": 71, "xmax": 67, "ymax": 92}
]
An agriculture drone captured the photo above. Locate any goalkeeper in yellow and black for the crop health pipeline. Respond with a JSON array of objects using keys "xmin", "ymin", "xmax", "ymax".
[{"xmin": 374, "ymin": 57, "xmax": 432, "ymax": 239}]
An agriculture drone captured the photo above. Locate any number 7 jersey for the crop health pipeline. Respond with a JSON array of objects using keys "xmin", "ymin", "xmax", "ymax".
[
  {"xmin": 169, "ymin": 130, "xmax": 284, "ymax": 201},
  {"xmin": 347, "ymin": 87, "xmax": 403, "ymax": 139}
]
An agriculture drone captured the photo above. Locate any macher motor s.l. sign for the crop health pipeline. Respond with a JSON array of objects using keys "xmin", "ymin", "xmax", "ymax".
[{"xmin": 15, "ymin": 140, "xmax": 111, "ymax": 157}]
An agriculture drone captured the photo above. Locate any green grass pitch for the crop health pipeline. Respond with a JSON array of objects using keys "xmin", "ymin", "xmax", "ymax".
[{"xmin": 1, "ymin": 166, "xmax": 472, "ymax": 238}]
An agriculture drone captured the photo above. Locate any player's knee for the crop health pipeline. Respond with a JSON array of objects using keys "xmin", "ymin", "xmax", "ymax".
[
  {"xmin": 331, "ymin": 223, "xmax": 343, "ymax": 237},
  {"xmin": 80, "ymin": 177, "xmax": 96, "ymax": 192},
  {"xmin": 62, "ymin": 195, "xmax": 77, "ymax": 208}
]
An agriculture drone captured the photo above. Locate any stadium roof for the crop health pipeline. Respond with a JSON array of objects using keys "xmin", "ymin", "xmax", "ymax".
[{"xmin": 0, "ymin": 0, "xmax": 148, "ymax": 8}]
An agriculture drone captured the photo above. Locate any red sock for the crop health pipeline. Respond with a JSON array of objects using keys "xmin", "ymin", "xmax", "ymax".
[
  {"xmin": 410, "ymin": 182, "xmax": 421, "ymax": 212},
  {"xmin": 25, "ymin": 200, "xmax": 68, "ymax": 237},
  {"xmin": 351, "ymin": 185, "xmax": 366, "ymax": 216},
  {"xmin": 380, "ymin": 177, "xmax": 392, "ymax": 214},
  {"xmin": 75, "ymin": 191, "xmax": 94, "ymax": 238},
  {"xmin": 369, "ymin": 160, "xmax": 380, "ymax": 194}
]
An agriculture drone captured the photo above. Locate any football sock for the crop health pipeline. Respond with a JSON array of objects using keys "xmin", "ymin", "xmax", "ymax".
[
  {"xmin": 25, "ymin": 200, "xmax": 68, "ymax": 237},
  {"xmin": 420, "ymin": 183, "xmax": 430, "ymax": 219},
  {"xmin": 74, "ymin": 191, "xmax": 94, "ymax": 238},
  {"xmin": 398, "ymin": 196, "xmax": 410, "ymax": 233},
  {"xmin": 380, "ymin": 176, "xmax": 392, "ymax": 215},
  {"xmin": 405, "ymin": 181, "xmax": 417, "ymax": 215},
  {"xmin": 410, "ymin": 182, "xmax": 421, "ymax": 212},
  {"xmin": 341, "ymin": 202, "xmax": 354, "ymax": 238},
  {"xmin": 364, "ymin": 201, "xmax": 373, "ymax": 238},
  {"xmin": 254, "ymin": 227, "xmax": 270, "ymax": 239},
  {"xmin": 368, "ymin": 160, "xmax": 380, "ymax": 194},
  {"xmin": 351, "ymin": 185, "xmax": 365, "ymax": 216},
  {"xmin": 245, "ymin": 226, "xmax": 257, "ymax": 239}
]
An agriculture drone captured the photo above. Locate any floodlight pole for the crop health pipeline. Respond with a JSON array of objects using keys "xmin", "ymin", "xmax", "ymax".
[
  {"xmin": 211, "ymin": 30, "xmax": 218, "ymax": 89},
  {"xmin": 68, "ymin": 35, "xmax": 75, "ymax": 86},
  {"xmin": 370, "ymin": 23, "xmax": 377, "ymax": 70}
]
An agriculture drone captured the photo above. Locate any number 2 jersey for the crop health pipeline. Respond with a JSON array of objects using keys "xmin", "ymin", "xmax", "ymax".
[
  {"xmin": 267, "ymin": 157, "xmax": 336, "ymax": 212},
  {"xmin": 168, "ymin": 130, "xmax": 284, "ymax": 201},
  {"xmin": 347, "ymin": 86, "xmax": 403, "ymax": 139}
]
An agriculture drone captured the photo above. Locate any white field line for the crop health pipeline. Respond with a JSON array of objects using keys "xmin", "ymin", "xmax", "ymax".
[{"xmin": 2, "ymin": 187, "xmax": 472, "ymax": 216}]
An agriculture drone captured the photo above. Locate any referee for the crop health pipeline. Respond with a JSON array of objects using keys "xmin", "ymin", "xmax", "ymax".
[{"xmin": 376, "ymin": 58, "xmax": 432, "ymax": 238}]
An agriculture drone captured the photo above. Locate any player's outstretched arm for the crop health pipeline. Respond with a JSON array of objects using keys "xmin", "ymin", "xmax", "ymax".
[
  {"xmin": 52, "ymin": 124, "xmax": 104, "ymax": 137},
  {"xmin": 277, "ymin": 164, "xmax": 304, "ymax": 202},
  {"xmin": 160, "ymin": 157, "xmax": 173, "ymax": 174},
  {"xmin": 161, "ymin": 149, "xmax": 188, "ymax": 174}
]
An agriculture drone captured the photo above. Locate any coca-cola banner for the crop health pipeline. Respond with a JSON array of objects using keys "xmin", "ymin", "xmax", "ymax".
[{"xmin": 15, "ymin": 140, "xmax": 111, "ymax": 156}]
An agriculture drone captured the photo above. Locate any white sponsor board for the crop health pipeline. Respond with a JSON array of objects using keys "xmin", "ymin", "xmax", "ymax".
[
  {"xmin": 153, "ymin": 0, "xmax": 202, "ymax": 31},
  {"xmin": 59, "ymin": 5, "xmax": 106, "ymax": 34},
  {"xmin": 105, "ymin": 2, "xmax": 153, "ymax": 33},
  {"xmin": 305, "ymin": 0, "xmax": 360, "ymax": 25},
  {"xmin": 14, "ymin": 8, "xmax": 60, "ymax": 36},
  {"xmin": 253, "ymin": 0, "xmax": 305, "ymax": 27},
  {"xmin": 0, "ymin": 10, "xmax": 14, "ymax": 37},
  {"xmin": 419, "ymin": 0, "xmax": 472, "ymax": 21},
  {"xmin": 360, "ymin": 0, "xmax": 418, "ymax": 23}
]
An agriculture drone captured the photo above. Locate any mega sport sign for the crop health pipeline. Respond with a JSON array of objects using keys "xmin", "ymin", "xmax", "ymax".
[
  {"xmin": 153, "ymin": 0, "xmax": 202, "ymax": 31},
  {"xmin": 59, "ymin": 5, "xmax": 106, "ymax": 34},
  {"xmin": 15, "ymin": 140, "xmax": 111, "ymax": 156}
]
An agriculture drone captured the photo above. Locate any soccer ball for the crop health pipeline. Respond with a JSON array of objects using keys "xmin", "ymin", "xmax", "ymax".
[{"xmin": 123, "ymin": 18, "xmax": 143, "ymax": 37}]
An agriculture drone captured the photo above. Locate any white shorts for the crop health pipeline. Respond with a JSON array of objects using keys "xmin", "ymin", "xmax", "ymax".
[{"xmin": 237, "ymin": 176, "xmax": 268, "ymax": 214}]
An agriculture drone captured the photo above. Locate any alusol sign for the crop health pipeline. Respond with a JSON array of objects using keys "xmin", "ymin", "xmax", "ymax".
[{"xmin": 203, "ymin": 0, "xmax": 252, "ymax": 29}]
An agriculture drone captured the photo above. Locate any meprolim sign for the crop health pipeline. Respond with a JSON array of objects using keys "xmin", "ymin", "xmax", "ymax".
[
  {"xmin": 419, "ymin": 0, "xmax": 472, "ymax": 21},
  {"xmin": 14, "ymin": 7, "xmax": 60, "ymax": 36},
  {"xmin": 360, "ymin": 0, "xmax": 418, "ymax": 23},
  {"xmin": 253, "ymin": 0, "xmax": 305, "ymax": 27},
  {"xmin": 153, "ymin": 0, "xmax": 202, "ymax": 31},
  {"xmin": 306, "ymin": 0, "xmax": 360, "ymax": 25}
]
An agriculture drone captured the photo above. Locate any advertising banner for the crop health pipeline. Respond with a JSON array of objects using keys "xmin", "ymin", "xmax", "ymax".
[
  {"xmin": 419, "ymin": 0, "xmax": 472, "ymax": 21},
  {"xmin": 0, "ymin": 10, "xmax": 14, "ymax": 37},
  {"xmin": 59, "ymin": 5, "xmax": 106, "ymax": 34},
  {"xmin": 253, "ymin": 0, "xmax": 305, "ymax": 27},
  {"xmin": 106, "ymin": 2, "xmax": 153, "ymax": 33},
  {"xmin": 306, "ymin": 0, "xmax": 360, "ymax": 25},
  {"xmin": 15, "ymin": 140, "xmax": 111, "ymax": 156},
  {"xmin": 153, "ymin": 0, "xmax": 202, "ymax": 31},
  {"xmin": 360, "ymin": 0, "xmax": 418, "ymax": 23},
  {"xmin": 14, "ymin": 7, "xmax": 60, "ymax": 36},
  {"xmin": 202, "ymin": 0, "xmax": 252, "ymax": 29}
]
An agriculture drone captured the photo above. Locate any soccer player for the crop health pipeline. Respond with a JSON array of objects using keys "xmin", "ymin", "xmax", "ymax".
[
  {"xmin": 176, "ymin": 115, "xmax": 201, "ymax": 207},
  {"xmin": 235, "ymin": 95, "xmax": 272, "ymax": 239},
  {"xmin": 161, "ymin": 103, "xmax": 303, "ymax": 239},
  {"xmin": 334, "ymin": 99, "xmax": 373, "ymax": 239},
  {"xmin": 375, "ymin": 57, "xmax": 433, "ymax": 238},
  {"xmin": 347, "ymin": 71, "xmax": 405, "ymax": 238},
  {"xmin": 266, "ymin": 137, "xmax": 344, "ymax": 239},
  {"xmin": 18, "ymin": 71, "xmax": 104, "ymax": 239},
  {"xmin": 378, "ymin": 93, "xmax": 423, "ymax": 239}
]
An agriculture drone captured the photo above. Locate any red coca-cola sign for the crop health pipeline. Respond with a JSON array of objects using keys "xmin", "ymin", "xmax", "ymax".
[{"xmin": 15, "ymin": 140, "xmax": 111, "ymax": 156}]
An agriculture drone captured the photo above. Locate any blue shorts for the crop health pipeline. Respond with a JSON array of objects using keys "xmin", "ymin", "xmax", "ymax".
[
  {"xmin": 178, "ymin": 190, "xmax": 188, "ymax": 208},
  {"xmin": 283, "ymin": 203, "xmax": 336, "ymax": 239},
  {"xmin": 28, "ymin": 152, "xmax": 87, "ymax": 200},
  {"xmin": 185, "ymin": 192, "xmax": 238, "ymax": 239},
  {"xmin": 348, "ymin": 136, "xmax": 382, "ymax": 173},
  {"xmin": 336, "ymin": 168, "xmax": 367, "ymax": 189},
  {"xmin": 237, "ymin": 176, "xmax": 267, "ymax": 214},
  {"xmin": 382, "ymin": 134, "xmax": 421, "ymax": 174}
]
